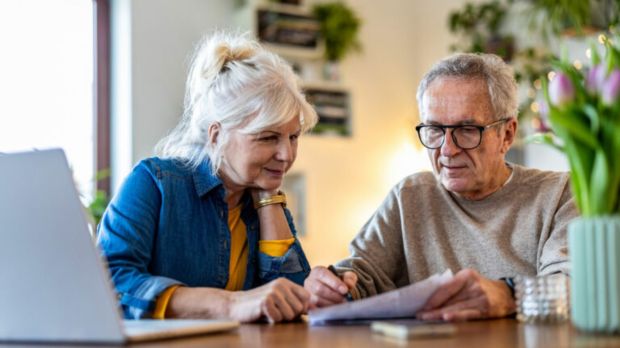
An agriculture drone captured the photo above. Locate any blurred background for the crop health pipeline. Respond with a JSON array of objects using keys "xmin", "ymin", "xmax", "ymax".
[{"xmin": 1, "ymin": 0, "xmax": 616, "ymax": 266}]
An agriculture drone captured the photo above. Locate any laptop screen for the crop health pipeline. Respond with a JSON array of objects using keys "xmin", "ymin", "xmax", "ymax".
[{"xmin": 0, "ymin": 149, "xmax": 125, "ymax": 343}]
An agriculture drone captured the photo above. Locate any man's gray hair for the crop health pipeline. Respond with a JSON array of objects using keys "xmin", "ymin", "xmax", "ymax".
[
  {"xmin": 416, "ymin": 53, "xmax": 518, "ymax": 120},
  {"xmin": 155, "ymin": 31, "xmax": 318, "ymax": 173}
]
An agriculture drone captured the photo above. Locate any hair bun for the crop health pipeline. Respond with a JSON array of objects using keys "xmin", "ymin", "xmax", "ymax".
[
  {"xmin": 201, "ymin": 37, "xmax": 257, "ymax": 81},
  {"xmin": 217, "ymin": 43, "xmax": 254, "ymax": 65}
]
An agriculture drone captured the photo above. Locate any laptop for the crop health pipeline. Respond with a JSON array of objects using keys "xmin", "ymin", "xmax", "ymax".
[{"xmin": 0, "ymin": 149, "xmax": 239, "ymax": 344}]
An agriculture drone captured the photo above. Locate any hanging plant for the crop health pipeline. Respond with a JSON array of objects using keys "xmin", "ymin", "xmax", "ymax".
[
  {"xmin": 448, "ymin": 0, "xmax": 515, "ymax": 61},
  {"xmin": 527, "ymin": 0, "xmax": 620, "ymax": 38},
  {"xmin": 312, "ymin": 2, "xmax": 362, "ymax": 62}
]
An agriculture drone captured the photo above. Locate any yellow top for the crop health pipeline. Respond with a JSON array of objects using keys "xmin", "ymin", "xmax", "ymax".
[
  {"xmin": 152, "ymin": 204, "xmax": 295, "ymax": 319},
  {"xmin": 225, "ymin": 204, "xmax": 249, "ymax": 291},
  {"xmin": 259, "ymin": 237, "xmax": 296, "ymax": 256}
]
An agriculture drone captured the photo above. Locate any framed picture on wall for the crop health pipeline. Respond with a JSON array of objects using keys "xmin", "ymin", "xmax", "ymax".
[
  {"xmin": 256, "ymin": 6, "xmax": 321, "ymax": 51},
  {"xmin": 271, "ymin": 0, "xmax": 303, "ymax": 5},
  {"xmin": 304, "ymin": 85, "xmax": 351, "ymax": 137}
]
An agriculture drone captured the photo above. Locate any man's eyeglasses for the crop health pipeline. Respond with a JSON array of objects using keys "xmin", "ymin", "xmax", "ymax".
[{"xmin": 415, "ymin": 118, "xmax": 511, "ymax": 150}]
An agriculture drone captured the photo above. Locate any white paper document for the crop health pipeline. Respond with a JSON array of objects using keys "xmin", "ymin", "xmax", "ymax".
[{"xmin": 308, "ymin": 269, "xmax": 453, "ymax": 325}]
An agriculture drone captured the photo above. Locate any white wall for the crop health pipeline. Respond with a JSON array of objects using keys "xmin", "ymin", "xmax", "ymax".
[
  {"xmin": 111, "ymin": 0, "xmax": 236, "ymax": 190},
  {"xmin": 293, "ymin": 0, "xmax": 466, "ymax": 265},
  {"xmin": 110, "ymin": 0, "xmax": 566, "ymax": 267}
]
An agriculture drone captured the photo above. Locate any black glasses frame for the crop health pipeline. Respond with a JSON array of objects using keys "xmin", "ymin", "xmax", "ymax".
[{"xmin": 415, "ymin": 118, "xmax": 511, "ymax": 150}]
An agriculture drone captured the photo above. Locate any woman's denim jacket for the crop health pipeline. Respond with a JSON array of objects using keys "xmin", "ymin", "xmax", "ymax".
[{"xmin": 97, "ymin": 157, "xmax": 311, "ymax": 319}]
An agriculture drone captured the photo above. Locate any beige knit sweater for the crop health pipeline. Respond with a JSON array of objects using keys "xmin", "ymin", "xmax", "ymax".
[{"xmin": 336, "ymin": 164, "xmax": 578, "ymax": 298}]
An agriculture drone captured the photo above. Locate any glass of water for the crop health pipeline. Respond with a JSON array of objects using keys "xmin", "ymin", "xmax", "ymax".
[{"xmin": 515, "ymin": 274, "xmax": 569, "ymax": 323}]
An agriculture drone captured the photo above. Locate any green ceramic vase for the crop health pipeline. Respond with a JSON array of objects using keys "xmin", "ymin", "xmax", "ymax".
[{"xmin": 569, "ymin": 216, "xmax": 620, "ymax": 333}]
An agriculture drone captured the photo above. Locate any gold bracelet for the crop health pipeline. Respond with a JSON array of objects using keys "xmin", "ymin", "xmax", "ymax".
[{"xmin": 254, "ymin": 192, "xmax": 287, "ymax": 209}]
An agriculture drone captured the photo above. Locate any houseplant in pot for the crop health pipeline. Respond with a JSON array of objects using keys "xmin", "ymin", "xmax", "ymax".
[
  {"xmin": 526, "ymin": 0, "xmax": 620, "ymax": 38},
  {"xmin": 538, "ymin": 33, "xmax": 620, "ymax": 332},
  {"xmin": 448, "ymin": 0, "xmax": 515, "ymax": 61},
  {"xmin": 312, "ymin": 1, "xmax": 361, "ymax": 80}
]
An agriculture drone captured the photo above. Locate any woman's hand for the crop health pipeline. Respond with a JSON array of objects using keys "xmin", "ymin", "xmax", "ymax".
[{"xmin": 228, "ymin": 278, "xmax": 311, "ymax": 323}]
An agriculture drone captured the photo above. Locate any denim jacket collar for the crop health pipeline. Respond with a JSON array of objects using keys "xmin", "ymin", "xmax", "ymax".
[
  {"xmin": 193, "ymin": 160, "xmax": 223, "ymax": 197},
  {"xmin": 193, "ymin": 160, "xmax": 257, "ymax": 213}
]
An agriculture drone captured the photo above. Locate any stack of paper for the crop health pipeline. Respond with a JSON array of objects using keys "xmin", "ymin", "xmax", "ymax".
[{"xmin": 308, "ymin": 269, "xmax": 453, "ymax": 325}]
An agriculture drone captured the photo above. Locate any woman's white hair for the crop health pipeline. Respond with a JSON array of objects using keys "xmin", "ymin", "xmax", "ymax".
[
  {"xmin": 416, "ymin": 53, "xmax": 518, "ymax": 121},
  {"xmin": 155, "ymin": 31, "xmax": 318, "ymax": 173}
]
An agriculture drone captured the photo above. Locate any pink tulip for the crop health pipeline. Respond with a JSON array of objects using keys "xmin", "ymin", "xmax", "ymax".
[
  {"xmin": 538, "ymin": 98, "xmax": 549, "ymax": 118},
  {"xmin": 602, "ymin": 69, "xmax": 620, "ymax": 106},
  {"xmin": 535, "ymin": 99, "xmax": 551, "ymax": 132},
  {"xmin": 549, "ymin": 72, "xmax": 575, "ymax": 107},
  {"xmin": 586, "ymin": 64, "xmax": 606, "ymax": 94}
]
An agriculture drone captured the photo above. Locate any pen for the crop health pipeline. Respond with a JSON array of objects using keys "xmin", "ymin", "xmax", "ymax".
[{"xmin": 327, "ymin": 265, "xmax": 354, "ymax": 302}]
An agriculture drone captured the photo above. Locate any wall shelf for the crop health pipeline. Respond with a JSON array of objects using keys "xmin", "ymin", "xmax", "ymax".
[
  {"xmin": 303, "ymin": 83, "xmax": 351, "ymax": 137},
  {"xmin": 235, "ymin": 1, "xmax": 352, "ymax": 137},
  {"xmin": 235, "ymin": 1, "xmax": 324, "ymax": 61}
]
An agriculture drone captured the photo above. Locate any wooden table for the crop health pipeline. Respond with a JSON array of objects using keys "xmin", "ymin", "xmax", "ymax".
[
  {"xmin": 132, "ymin": 319, "xmax": 620, "ymax": 348},
  {"xmin": 1, "ymin": 319, "xmax": 619, "ymax": 347}
]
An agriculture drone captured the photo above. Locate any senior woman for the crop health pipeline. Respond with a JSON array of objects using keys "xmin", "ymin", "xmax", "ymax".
[{"xmin": 97, "ymin": 32, "xmax": 318, "ymax": 323}]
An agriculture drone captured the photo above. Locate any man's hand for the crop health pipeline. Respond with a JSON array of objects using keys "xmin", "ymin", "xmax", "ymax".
[
  {"xmin": 417, "ymin": 269, "xmax": 516, "ymax": 321},
  {"xmin": 304, "ymin": 266, "xmax": 357, "ymax": 307}
]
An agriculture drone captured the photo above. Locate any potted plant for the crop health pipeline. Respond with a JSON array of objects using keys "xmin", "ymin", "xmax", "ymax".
[
  {"xmin": 312, "ymin": 1, "xmax": 361, "ymax": 80},
  {"xmin": 527, "ymin": 0, "xmax": 620, "ymax": 38},
  {"xmin": 536, "ymin": 33, "xmax": 620, "ymax": 332},
  {"xmin": 87, "ymin": 169, "xmax": 111, "ymax": 229},
  {"xmin": 448, "ymin": 0, "xmax": 515, "ymax": 61}
]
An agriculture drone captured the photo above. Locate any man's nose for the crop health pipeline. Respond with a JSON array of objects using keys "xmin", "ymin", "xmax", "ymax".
[{"xmin": 440, "ymin": 130, "xmax": 461, "ymax": 157}]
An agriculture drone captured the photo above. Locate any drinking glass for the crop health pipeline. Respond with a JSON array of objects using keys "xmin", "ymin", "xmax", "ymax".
[{"xmin": 515, "ymin": 274, "xmax": 569, "ymax": 323}]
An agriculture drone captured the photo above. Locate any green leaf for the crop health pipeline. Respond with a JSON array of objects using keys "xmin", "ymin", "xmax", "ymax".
[
  {"xmin": 600, "ymin": 116, "xmax": 620, "ymax": 213},
  {"xmin": 590, "ymin": 150, "xmax": 611, "ymax": 214},
  {"xmin": 582, "ymin": 104, "xmax": 600, "ymax": 134},
  {"xmin": 561, "ymin": 131, "xmax": 595, "ymax": 215},
  {"xmin": 524, "ymin": 132, "xmax": 564, "ymax": 152},
  {"xmin": 95, "ymin": 168, "xmax": 111, "ymax": 181},
  {"xmin": 313, "ymin": 2, "xmax": 362, "ymax": 61},
  {"xmin": 590, "ymin": 42, "xmax": 601, "ymax": 66},
  {"xmin": 548, "ymin": 109, "xmax": 599, "ymax": 150},
  {"xmin": 88, "ymin": 189, "xmax": 110, "ymax": 226}
]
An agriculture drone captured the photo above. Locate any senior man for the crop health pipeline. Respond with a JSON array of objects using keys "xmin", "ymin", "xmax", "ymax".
[{"xmin": 305, "ymin": 53, "xmax": 578, "ymax": 321}]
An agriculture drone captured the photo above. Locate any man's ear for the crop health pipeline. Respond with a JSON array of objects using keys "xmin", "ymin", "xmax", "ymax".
[
  {"xmin": 208, "ymin": 122, "xmax": 221, "ymax": 146},
  {"xmin": 501, "ymin": 118, "xmax": 517, "ymax": 154}
]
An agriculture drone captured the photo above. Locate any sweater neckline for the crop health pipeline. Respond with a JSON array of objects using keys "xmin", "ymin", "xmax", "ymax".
[{"xmin": 447, "ymin": 163, "xmax": 520, "ymax": 205}]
